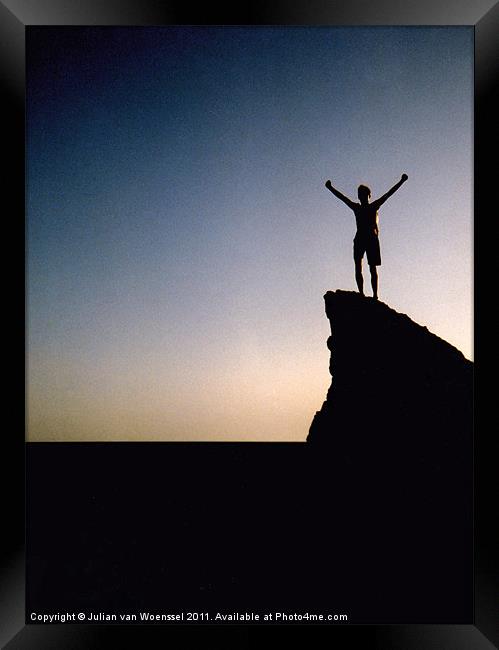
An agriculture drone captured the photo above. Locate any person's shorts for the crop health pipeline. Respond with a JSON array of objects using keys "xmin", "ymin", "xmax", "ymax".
[{"xmin": 353, "ymin": 233, "xmax": 381, "ymax": 266}]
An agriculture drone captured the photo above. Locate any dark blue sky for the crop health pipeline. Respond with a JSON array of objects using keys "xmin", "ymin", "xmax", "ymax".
[{"xmin": 27, "ymin": 27, "xmax": 473, "ymax": 440}]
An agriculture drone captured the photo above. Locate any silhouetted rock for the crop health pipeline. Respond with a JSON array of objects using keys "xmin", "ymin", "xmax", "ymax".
[{"xmin": 308, "ymin": 290, "xmax": 473, "ymax": 473}]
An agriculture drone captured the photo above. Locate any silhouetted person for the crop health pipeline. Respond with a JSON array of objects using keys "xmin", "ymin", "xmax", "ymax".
[{"xmin": 325, "ymin": 174, "xmax": 408, "ymax": 300}]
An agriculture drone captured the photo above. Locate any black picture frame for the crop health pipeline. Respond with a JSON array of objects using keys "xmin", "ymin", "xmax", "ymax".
[{"xmin": 4, "ymin": 1, "xmax": 497, "ymax": 648}]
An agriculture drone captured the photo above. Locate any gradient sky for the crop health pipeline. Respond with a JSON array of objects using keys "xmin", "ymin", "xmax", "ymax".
[{"xmin": 27, "ymin": 26, "xmax": 473, "ymax": 442}]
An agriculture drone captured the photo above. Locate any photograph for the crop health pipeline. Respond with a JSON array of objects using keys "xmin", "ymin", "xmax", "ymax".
[{"xmin": 25, "ymin": 22, "xmax": 474, "ymax": 623}]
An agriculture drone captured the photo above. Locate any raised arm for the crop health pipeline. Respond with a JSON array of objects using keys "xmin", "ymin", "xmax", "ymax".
[
  {"xmin": 325, "ymin": 180, "xmax": 356, "ymax": 210},
  {"xmin": 371, "ymin": 174, "xmax": 408, "ymax": 209}
]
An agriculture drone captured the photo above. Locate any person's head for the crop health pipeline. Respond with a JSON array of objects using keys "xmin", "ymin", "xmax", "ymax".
[{"xmin": 357, "ymin": 184, "xmax": 371, "ymax": 204}]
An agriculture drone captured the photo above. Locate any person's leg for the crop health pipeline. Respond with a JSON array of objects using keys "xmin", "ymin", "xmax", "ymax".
[
  {"xmin": 355, "ymin": 258, "xmax": 364, "ymax": 296},
  {"xmin": 369, "ymin": 264, "xmax": 378, "ymax": 300}
]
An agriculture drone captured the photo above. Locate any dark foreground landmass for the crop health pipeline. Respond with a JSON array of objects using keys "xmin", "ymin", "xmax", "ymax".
[{"xmin": 26, "ymin": 291, "xmax": 473, "ymax": 624}]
